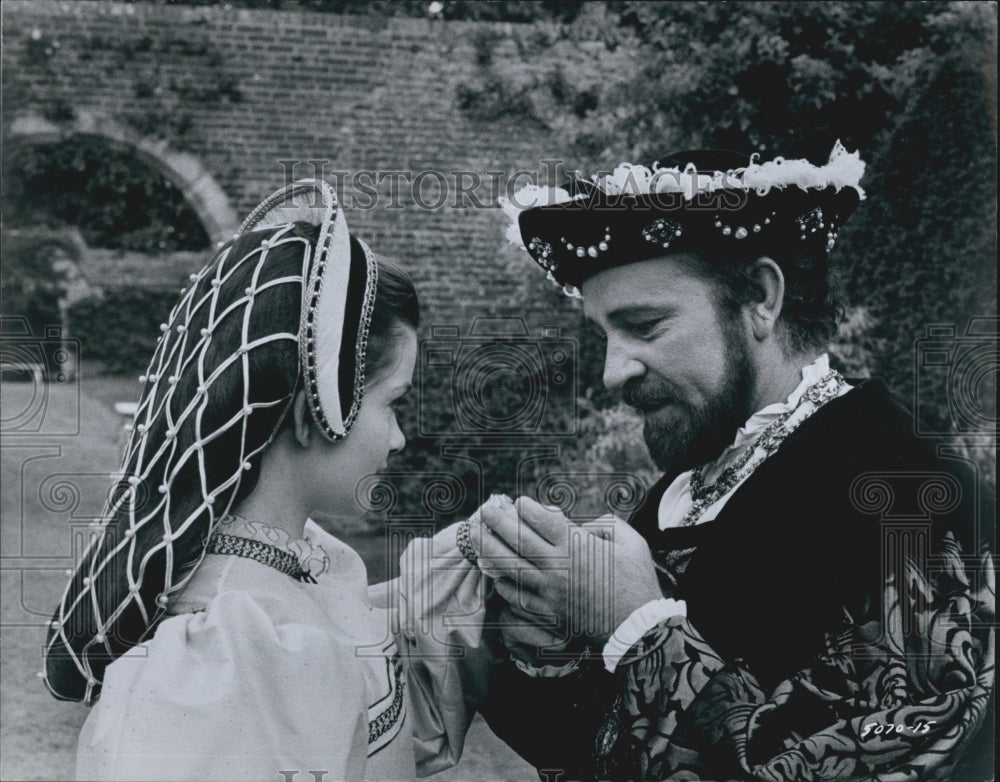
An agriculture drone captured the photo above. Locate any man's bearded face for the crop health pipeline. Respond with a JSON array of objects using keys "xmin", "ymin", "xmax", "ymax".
[
  {"xmin": 582, "ymin": 255, "xmax": 758, "ymax": 477},
  {"xmin": 623, "ymin": 306, "xmax": 755, "ymax": 475}
]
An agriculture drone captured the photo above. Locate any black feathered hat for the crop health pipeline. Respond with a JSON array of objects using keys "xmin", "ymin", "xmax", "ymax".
[{"xmin": 502, "ymin": 141, "xmax": 865, "ymax": 296}]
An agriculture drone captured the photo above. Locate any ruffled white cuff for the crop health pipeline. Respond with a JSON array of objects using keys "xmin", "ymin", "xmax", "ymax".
[{"xmin": 602, "ymin": 598, "xmax": 687, "ymax": 673}]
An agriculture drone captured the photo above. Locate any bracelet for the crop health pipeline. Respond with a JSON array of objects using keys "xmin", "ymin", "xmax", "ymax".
[{"xmin": 456, "ymin": 519, "xmax": 478, "ymax": 566}]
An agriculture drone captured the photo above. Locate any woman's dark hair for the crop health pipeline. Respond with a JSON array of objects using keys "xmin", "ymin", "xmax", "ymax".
[
  {"xmin": 678, "ymin": 245, "xmax": 845, "ymax": 355},
  {"xmin": 45, "ymin": 220, "xmax": 419, "ymax": 701}
]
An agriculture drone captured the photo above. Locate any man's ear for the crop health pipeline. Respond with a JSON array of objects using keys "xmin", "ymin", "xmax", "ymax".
[
  {"xmin": 291, "ymin": 390, "xmax": 312, "ymax": 448},
  {"xmin": 747, "ymin": 257, "xmax": 785, "ymax": 341}
]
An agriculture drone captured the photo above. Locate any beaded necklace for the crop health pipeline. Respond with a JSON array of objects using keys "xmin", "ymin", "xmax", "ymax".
[{"xmin": 682, "ymin": 370, "xmax": 848, "ymax": 526}]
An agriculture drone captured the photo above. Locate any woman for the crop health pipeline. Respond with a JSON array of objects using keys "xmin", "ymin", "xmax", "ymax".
[{"xmin": 42, "ymin": 181, "xmax": 492, "ymax": 781}]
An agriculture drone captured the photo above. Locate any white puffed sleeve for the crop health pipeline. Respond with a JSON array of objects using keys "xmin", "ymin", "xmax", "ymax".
[
  {"xmin": 373, "ymin": 522, "xmax": 498, "ymax": 777},
  {"xmin": 76, "ymin": 588, "xmax": 374, "ymax": 782}
]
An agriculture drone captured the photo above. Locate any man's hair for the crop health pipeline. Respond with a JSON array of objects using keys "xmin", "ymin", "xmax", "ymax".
[{"xmin": 676, "ymin": 246, "xmax": 845, "ymax": 355}]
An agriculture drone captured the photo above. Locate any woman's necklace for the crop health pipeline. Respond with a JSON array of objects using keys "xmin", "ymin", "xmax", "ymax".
[
  {"xmin": 207, "ymin": 514, "xmax": 324, "ymax": 582},
  {"xmin": 682, "ymin": 370, "xmax": 848, "ymax": 526}
]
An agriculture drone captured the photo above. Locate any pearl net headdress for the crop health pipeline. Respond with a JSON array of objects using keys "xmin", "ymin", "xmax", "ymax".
[{"xmin": 43, "ymin": 180, "xmax": 378, "ymax": 702}]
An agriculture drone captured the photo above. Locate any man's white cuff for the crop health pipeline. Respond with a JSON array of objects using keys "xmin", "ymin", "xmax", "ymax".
[{"xmin": 602, "ymin": 598, "xmax": 687, "ymax": 672}]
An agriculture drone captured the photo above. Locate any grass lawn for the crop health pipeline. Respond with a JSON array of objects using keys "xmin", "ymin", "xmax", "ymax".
[{"xmin": 1, "ymin": 378, "xmax": 536, "ymax": 781}]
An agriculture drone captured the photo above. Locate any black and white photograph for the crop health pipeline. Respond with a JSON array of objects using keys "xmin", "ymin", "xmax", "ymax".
[{"xmin": 1, "ymin": 1, "xmax": 996, "ymax": 780}]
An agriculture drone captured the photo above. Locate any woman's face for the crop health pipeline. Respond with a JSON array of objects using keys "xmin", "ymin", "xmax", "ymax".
[{"xmin": 308, "ymin": 325, "xmax": 417, "ymax": 513}]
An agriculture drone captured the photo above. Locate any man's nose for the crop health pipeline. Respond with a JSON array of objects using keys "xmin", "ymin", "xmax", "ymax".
[{"xmin": 602, "ymin": 342, "xmax": 645, "ymax": 391}]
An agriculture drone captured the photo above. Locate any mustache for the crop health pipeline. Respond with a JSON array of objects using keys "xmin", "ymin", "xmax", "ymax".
[{"xmin": 622, "ymin": 376, "xmax": 677, "ymax": 412}]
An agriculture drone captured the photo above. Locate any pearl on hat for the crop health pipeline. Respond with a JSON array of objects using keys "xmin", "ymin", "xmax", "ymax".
[{"xmin": 735, "ymin": 227, "xmax": 748, "ymax": 240}]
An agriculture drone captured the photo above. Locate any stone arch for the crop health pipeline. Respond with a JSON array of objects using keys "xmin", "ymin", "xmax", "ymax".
[{"xmin": 6, "ymin": 111, "xmax": 238, "ymax": 246}]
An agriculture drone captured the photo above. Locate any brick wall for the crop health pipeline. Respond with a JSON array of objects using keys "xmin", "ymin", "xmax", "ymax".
[{"xmin": 2, "ymin": 1, "xmax": 632, "ymax": 327}]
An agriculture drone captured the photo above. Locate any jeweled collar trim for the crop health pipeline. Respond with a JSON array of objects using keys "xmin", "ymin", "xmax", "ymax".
[{"xmin": 207, "ymin": 514, "xmax": 330, "ymax": 581}]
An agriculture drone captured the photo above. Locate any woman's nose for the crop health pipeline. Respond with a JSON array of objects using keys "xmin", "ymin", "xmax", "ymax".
[{"xmin": 389, "ymin": 419, "xmax": 406, "ymax": 455}]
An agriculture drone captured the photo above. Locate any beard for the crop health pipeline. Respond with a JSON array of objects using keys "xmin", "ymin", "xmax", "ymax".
[{"xmin": 622, "ymin": 312, "xmax": 755, "ymax": 477}]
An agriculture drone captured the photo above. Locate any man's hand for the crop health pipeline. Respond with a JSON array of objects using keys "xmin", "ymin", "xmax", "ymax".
[{"xmin": 476, "ymin": 496, "xmax": 662, "ymax": 649}]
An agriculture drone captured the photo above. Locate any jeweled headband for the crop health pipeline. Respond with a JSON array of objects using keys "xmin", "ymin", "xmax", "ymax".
[
  {"xmin": 241, "ymin": 180, "xmax": 379, "ymax": 440},
  {"xmin": 42, "ymin": 180, "xmax": 377, "ymax": 702},
  {"xmin": 501, "ymin": 141, "xmax": 866, "ymax": 296}
]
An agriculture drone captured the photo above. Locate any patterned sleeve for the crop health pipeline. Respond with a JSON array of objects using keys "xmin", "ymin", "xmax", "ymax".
[{"xmin": 594, "ymin": 532, "xmax": 995, "ymax": 781}]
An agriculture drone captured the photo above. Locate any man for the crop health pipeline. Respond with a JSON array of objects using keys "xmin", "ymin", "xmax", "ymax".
[{"xmin": 475, "ymin": 144, "xmax": 994, "ymax": 781}]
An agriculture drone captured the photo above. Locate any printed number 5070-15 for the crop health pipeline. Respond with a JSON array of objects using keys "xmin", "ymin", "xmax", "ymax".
[{"xmin": 860, "ymin": 721, "xmax": 936, "ymax": 738}]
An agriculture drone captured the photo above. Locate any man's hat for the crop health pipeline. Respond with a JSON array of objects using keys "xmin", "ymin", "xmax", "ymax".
[{"xmin": 501, "ymin": 141, "xmax": 866, "ymax": 296}]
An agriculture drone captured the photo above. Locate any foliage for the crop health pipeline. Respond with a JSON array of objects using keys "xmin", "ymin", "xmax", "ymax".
[
  {"xmin": 0, "ymin": 229, "xmax": 93, "ymax": 339},
  {"xmin": 66, "ymin": 290, "xmax": 176, "ymax": 374},
  {"xmin": 2, "ymin": 137, "xmax": 209, "ymax": 253}
]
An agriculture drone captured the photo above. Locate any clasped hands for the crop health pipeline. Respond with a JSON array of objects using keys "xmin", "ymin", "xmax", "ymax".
[{"xmin": 468, "ymin": 495, "xmax": 662, "ymax": 666}]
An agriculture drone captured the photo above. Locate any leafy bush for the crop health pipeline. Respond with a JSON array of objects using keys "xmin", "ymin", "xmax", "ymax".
[
  {"xmin": 66, "ymin": 290, "xmax": 176, "ymax": 375},
  {"xmin": 2, "ymin": 137, "xmax": 209, "ymax": 253}
]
